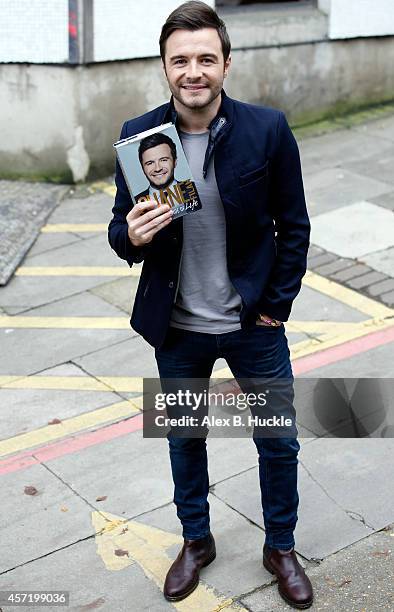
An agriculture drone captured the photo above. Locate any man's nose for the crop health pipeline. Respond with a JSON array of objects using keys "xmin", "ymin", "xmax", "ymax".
[
  {"xmin": 186, "ymin": 60, "xmax": 202, "ymax": 80},
  {"xmin": 154, "ymin": 161, "xmax": 162, "ymax": 172}
]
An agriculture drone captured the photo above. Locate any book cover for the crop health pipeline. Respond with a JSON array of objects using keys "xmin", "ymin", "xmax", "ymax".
[{"xmin": 114, "ymin": 122, "xmax": 202, "ymax": 219}]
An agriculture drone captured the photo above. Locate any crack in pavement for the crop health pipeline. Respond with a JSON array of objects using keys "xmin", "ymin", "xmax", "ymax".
[{"xmin": 299, "ymin": 458, "xmax": 376, "ymax": 531}]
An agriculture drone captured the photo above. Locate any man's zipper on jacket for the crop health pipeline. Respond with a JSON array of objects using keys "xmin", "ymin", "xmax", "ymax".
[
  {"xmin": 173, "ymin": 246, "xmax": 184, "ymax": 304},
  {"xmin": 143, "ymin": 279, "xmax": 151, "ymax": 298}
]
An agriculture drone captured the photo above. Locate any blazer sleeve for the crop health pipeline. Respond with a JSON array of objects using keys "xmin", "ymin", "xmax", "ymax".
[
  {"xmin": 108, "ymin": 121, "xmax": 149, "ymax": 265},
  {"xmin": 257, "ymin": 111, "xmax": 310, "ymax": 321}
]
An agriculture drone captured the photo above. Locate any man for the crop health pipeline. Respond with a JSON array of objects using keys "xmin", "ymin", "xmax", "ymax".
[
  {"xmin": 108, "ymin": 1, "xmax": 313, "ymax": 608},
  {"xmin": 135, "ymin": 132, "xmax": 179, "ymax": 202}
]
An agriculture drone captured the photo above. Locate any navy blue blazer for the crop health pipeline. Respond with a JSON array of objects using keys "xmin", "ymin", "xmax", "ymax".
[{"xmin": 108, "ymin": 91, "xmax": 310, "ymax": 348}]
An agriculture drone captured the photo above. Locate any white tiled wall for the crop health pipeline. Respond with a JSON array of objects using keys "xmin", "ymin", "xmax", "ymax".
[
  {"xmin": 93, "ymin": 0, "xmax": 215, "ymax": 61},
  {"xmin": 329, "ymin": 0, "xmax": 394, "ymax": 38},
  {"xmin": 0, "ymin": 0, "xmax": 69, "ymax": 63}
]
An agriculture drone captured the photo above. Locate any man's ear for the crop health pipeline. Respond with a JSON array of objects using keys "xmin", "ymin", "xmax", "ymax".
[
  {"xmin": 162, "ymin": 60, "xmax": 167, "ymax": 77},
  {"xmin": 224, "ymin": 54, "xmax": 231, "ymax": 78}
]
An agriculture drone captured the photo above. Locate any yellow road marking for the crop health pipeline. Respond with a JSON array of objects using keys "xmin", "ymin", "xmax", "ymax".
[
  {"xmin": 90, "ymin": 181, "xmax": 116, "ymax": 198},
  {"xmin": 0, "ymin": 376, "xmax": 19, "ymax": 387},
  {"xmin": 0, "ymin": 375, "xmax": 142, "ymax": 392},
  {"xmin": 0, "ymin": 316, "xmax": 392, "ymax": 457},
  {"xmin": 15, "ymin": 266, "xmax": 141, "ymax": 277},
  {"xmin": 0, "ymin": 311, "xmax": 391, "ymax": 457},
  {"xmin": 0, "ymin": 400, "xmax": 139, "ymax": 458},
  {"xmin": 286, "ymin": 320, "xmax": 361, "ymax": 336},
  {"xmin": 0, "ymin": 316, "xmax": 375, "ymax": 332},
  {"xmin": 1, "ymin": 267, "xmax": 392, "ymax": 457},
  {"xmin": 213, "ymin": 316, "xmax": 393, "ymax": 378},
  {"xmin": 1, "ymin": 314, "xmax": 392, "ymax": 341},
  {"xmin": 12, "ymin": 267, "xmax": 392, "ymax": 322},
  {"xmin": 92, "ymin": 511, "xmax": 247, "ymax": 611},
  {"xmin": 304, "ymin": 270, "xmax": 392, "ymax": 318},
  {"xmin": 0, "ymin": 316, "xmax": 130, "ymax": 329},
  {"xmin": 289, "ymin": 316, "xmax": 393, "ymax": 359},
  {"xmin": 42, "ymin": 224, "xmax": 107, "ymax": 233}
]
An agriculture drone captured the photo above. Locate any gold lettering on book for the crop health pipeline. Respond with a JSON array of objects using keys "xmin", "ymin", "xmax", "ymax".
[
  {"xmin": 136, "ymin": 181, "xmax": 199, "ymax": 215},
  {"xmin": 153, "ymin": 191, "xmax": 161, "ymax": 206}
]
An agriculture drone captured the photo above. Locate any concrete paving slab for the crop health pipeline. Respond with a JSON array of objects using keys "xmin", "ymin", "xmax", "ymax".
[
  {"xmin": 299, "ymin": 127, "xmax": 394, "ymax": 175},
  {"xmin": 369, "ymin": 189, "xmax": 394, "ymax": 211},
  {"xmin": 0, "ymin": 463, "xmax": 92, "ymax": 573},
  {"xmin": 27, "ymin": 231, "xmax": 83, "ymax": 258},
  {"xmin": 0, "ymin": 181, "xmax": 69, "ymax": 285},
  {"xmin": 91, "ymin": 276, "xmax": 139, "ymax": 315},
  {"xmin": 360, "ymin": 246, "xmax": 394, "ymax": 277},
  {"xmin": 289, "ymin": 285, "xmax": 368, "ymax": 323},
  {"xmin": 47, "ymin": 192, "xmax": 114, "ymax": 224},
  {"xmin": 310, "ymin": 201, "xmax": 394, "ymax": 258},
  {"xmin": 0, "ymin": 276, "xmax": 114, "ymax": 313},
  {"xmin": 240, "ymin": 525, "xmax": 394, "ymax": 611},
  {"xmin": 16, "ymin": 290, "xmax": 127, "ymax": 318},
  {"xmin": 43, "ymin": 428, "xmax": 174, "ymax": 520},
  {"xmin": 286, "ymin": 331, "xmax": 311, "ymax": 345},
  {"xmin": 354, "ymin": 114, "xmax": 394, "ymax": 143},
  {"xmin": 300, "ymin": 438, "xmax": 394, "ymax": 533},
  {"xmin": 0, "ymin": 328, "xmax": 130, "ymax": 376},
  {"xmin": 347, "ymin": 270, "xmax": 387, "ymax": 290},
  {"xmin": 346, "ymin": 147, "xmax": 394, "ymax": 185},
  {"xmin": 73, "ymin": 334, "xmax": 158, "ymax": 378},
  {"xmin": 380, "ymin": 289, "xmax": 394, "ymax": 307},
  {"xmin": 208, "ymin": 437, "xmax": 265, "ymax": 485},
  {"xmin": 212, "ymin": 457, "xmax": 370, "ymax": 561},
  {"xmin": 0, "ymin": 386, "xmax": 120, "ymax": 440},
  {"xmin": 304, "ymin": 169, "xmax": 393, "ymax": 217},
  {"xmin": 45, "ymin": 429, "xmax": 264, "ymax": 523},
  {"xmin": 24, "ymin": 233, "xmax": 124, "ymax": 268},
  {"xmin": 0, "ymin": 535, "xmax": 172, "ymax": 612}
]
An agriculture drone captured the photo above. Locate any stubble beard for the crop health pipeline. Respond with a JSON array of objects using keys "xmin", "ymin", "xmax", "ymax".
[{"xmin": 171, "ymin": 82, "xmax": 223, "ymax": 111}]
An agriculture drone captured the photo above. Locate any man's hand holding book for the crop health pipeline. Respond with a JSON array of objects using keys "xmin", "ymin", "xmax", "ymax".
[{"xmin": 126, "ymin": 200, "xmax": 173, "ymax": 246}]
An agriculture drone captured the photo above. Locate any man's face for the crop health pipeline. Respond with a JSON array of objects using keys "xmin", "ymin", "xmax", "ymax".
[
  {"xmin": 141, "ymin": 143, "xmax": 176, "ymax": 189},
  {"xmin": 162, "ymin": 27, "xmax": 231, "ymax": 111}
]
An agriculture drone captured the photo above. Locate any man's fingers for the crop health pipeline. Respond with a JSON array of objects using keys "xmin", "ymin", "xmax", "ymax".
[
  {"xmin": 127, "ymin": 202, "xmax": 173, "ymax": 246},
  {"xmin": 128, "ymin": 200, "xmax": 168, "ymax": 218},
  {"xmin": 139, "ymin": 214, "xmax": 173, "ymax": 242},
  {"xmin": 128, "ymin": 203, "xmax": 171, "ymax": 229},
  {"xmin": 133, "ymin": 209, "xmax": 173, "ymax": 236}
]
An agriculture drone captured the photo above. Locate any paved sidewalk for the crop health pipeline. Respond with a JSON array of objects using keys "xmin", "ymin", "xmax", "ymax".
[{"xmin": 0, "ymin": 109, "xmax": 393, "ymax": 611}]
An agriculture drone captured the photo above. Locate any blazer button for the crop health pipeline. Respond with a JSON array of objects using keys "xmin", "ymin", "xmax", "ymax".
[{"xmin": 168, "ymin": 281, "xmax": 174, "ymax": 289}]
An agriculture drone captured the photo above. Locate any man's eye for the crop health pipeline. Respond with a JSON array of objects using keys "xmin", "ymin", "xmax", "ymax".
[{"xmin": 174, "ymin": 59, "xmax": 186, "ymax": 65}]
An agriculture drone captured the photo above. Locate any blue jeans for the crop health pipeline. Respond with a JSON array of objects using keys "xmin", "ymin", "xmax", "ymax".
[{"xmin": 154, "ymin": 324, "xmax": 300, "ymax": 550}]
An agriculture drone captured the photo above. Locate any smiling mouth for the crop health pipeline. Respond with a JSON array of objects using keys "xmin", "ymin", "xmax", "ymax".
[{"xmin": 182, "ymin": 85, "xmax": 208, "ymax": 90}]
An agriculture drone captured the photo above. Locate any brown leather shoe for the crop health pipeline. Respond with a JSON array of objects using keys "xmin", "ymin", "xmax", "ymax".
[
  {"xmin": 263, "ymin": 544, "xmax": 313, "ymax": 609},
  {"xmin": 163, "ymin": 532, "xmax": 216, "ymax": 601}
]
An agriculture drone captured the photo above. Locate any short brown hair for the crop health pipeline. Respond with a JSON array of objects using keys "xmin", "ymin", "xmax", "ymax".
[{"xmin": 159, "ymin": 1, "xmax": 231, "ymax": 62}]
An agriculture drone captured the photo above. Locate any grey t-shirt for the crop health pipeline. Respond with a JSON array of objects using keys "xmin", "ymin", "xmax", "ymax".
[{"xmin": 169, "ymin": 130, "xmax": 242, "ymax": 333}]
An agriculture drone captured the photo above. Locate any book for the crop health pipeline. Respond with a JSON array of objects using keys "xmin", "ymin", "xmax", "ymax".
[{"xmin": 114, "ymin": 122, "xmax": 202, "ymax": 219}]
